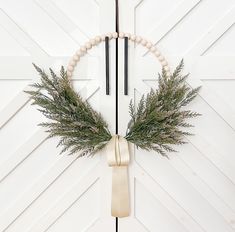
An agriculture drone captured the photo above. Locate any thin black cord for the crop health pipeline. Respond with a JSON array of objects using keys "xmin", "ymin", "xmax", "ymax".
[
  {"xmin": 105, "ymin": 36, "xmax": 110, "ymax": 95},
  {"xmin": 115, "ymin": 0, "xmax": 119, "ymax": 231},
  {"xmin": 124, "ymin": 37, "xmax": 128, "ymax": 95}
]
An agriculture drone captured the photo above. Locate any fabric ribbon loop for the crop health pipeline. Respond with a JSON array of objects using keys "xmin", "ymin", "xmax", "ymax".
[{"xmin": 106, "ymin": 135, "xmax": 130, "ymax": 217}]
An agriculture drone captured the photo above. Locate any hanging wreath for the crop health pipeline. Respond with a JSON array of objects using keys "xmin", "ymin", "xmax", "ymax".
[
  {"xmin": 26, "ymin": 32, "xmax": 200, "ymax": 217},
  {"xmin": 26, "ymin": 60, "xmax": 200, "ymax": 157}
]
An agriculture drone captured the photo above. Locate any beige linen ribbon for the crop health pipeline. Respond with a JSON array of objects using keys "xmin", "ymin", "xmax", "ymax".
[{"xmin": 106, "ymin": 135, "xmax": 130, "ymax": 217}]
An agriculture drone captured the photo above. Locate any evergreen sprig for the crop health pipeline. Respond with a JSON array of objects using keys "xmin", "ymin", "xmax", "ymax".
[
  {"xmin": 125, "ymin": 60, "xmax": 200, "ymax": 157},
  {"xmin": 25, "ymin": 65, "xmax": 112, "ymax": 156},
  {"xmin": 26, "ymin": 60, "xmax": 200, "ymax": 158}
]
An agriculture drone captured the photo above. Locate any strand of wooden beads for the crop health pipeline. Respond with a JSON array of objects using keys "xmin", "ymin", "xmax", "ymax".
[{"xmin": 67, "ymin": 32, "xmax": 170, "ymax": 78}]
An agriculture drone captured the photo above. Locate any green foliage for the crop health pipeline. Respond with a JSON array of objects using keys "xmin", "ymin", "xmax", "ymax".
[
  {"xmin": 125, "ymin": 60, "xmax": 201, "ymax": 157},
  {"xmin": 25, "ymin": 65, "xmax": 112, "ymax": 156},
  {"xmin": 26, "ymin": 60, "xmax": 200, "ymax": 158}
]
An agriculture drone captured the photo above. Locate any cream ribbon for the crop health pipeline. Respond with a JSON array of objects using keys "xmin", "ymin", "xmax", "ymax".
[{"xmin": 106, "ymin": 135, "xmax": 130, "ymax": 218}]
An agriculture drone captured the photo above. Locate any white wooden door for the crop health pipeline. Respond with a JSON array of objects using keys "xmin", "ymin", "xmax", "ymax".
[
  {"xmin": 118, "ymin": 0, "xmax": 235, "ymax": 231},
  {"xmin": 0, "ymin": 0, "xmax": 117, "ymax": 231}
]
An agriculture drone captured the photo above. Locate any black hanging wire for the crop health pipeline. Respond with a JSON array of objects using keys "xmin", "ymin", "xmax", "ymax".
[
  {"xmin": 115, "ymin": 0, "xmax": 119, "ymax": 231},
  {"xmin": 124, "ymin": 37, "xmax": 128, "ymax": 95},
  {"xmin": 105, "ymin": 36, "xmax": 110, "ymax": 95}
]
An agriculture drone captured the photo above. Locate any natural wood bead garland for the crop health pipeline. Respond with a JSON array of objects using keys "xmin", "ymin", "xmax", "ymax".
[{"xmin": 67, "ymin": 32, "xmax": 171, "ymax": 77}]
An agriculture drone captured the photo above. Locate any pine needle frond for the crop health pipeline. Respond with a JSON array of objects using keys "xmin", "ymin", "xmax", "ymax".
[
  {"xmin": 26, "ymin": 65, "xmax": 112, "ymax": 156},
  {"xmin": 125, "ymin": 60, "xmax": 200, "ymax": 157}
]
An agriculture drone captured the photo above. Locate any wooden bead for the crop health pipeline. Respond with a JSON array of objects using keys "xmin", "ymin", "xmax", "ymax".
[
  {"xmin": 136, "ymin": 36, "xmax": 141, "ymax": 43},
  {"xmin": 150, "ymin": 46, "xmax": 156, "ymax": 52},
  {"xmin": 90, "ymin": 39, "xmax": 96, "ymax": 46},
  {"xmin": 73, "ymin": 54, "xmax": 79, "ymax": 61},
  {"xmin": 112, "ymin": 32, "xmax": 118, "ymax": 38},
  {"xmin": 95, "ymin": 36, "xmax": 101, "ymax": 43},
  {"xmin": 85, "ymin": 42, "xmax": 92, "ymax": 49},
  {"xmin": 141, "ymin": 39, "xmax": 147, "ymax": 46},
  {"xmin": 161, "ymin": 60, "xmax": 168, "ymax": 66},
  {"xmin": 106, "ymin": 32, "xmax": 112, "ymax": 39},
  {"xmin": 101, "ymin": 34, "xmax": 106, "ymax": 41},
  {"xmin": 76, "ymin": 50, "xmax": 83, "ymax": 56},
  {"xmin": 80, "ymin": 46, "xmax": 87, "ymax": 53},
  {"xmin": 154, "ymin": 50, "xmax": 161, "ymax": 57},
  {"xmin": 67, "ymin": 71, "xmax": 72, "ymax": 77},
  {"xmin": 146, "ymin": 42, "xmax": 152, "ymax": 49},
  {"xmin": 124, "ymin": 33, "xmax": 130, "ymax": 38},
  {"xmin": 119, "ymin": 32, "xmax": 124, "ymax": 38},
  {"xmin": 130, "ymin": 34, "xmax": 136, "ymax": 41},
  {"xmin": 67, "ymin": 65, "xmax": 74, "ymax": 72},
  {"xmin": 69, "ymin": 60, "xmax": 76, "ymax": 66},
  {"xmin": 158, "ymin": 55, "xmax": 164, "ymax": 62},
  {"xmin": 79, "ymin": 50, "xmax": 84, "ymax": 56}
]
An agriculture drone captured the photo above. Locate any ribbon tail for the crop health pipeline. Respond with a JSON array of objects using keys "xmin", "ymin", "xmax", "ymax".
[{"xmin": 111, "ymin": 166, "xmax": 130, "ymax": 217}]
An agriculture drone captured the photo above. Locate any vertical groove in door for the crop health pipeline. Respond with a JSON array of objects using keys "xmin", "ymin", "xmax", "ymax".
[{"xmin": 115, "ymin": 0, "xmax": 119, "ymax": 231}]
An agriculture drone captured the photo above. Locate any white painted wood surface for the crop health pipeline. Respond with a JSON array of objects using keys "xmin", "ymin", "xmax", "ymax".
[
  {"xmin": 0, "ymin": 0, "xmax": 117, "ymax": 231},
  {"xmin": 118, "ymin": 0, "xmax": 235, "ymax": 231},
  {"xmin": 1, "ymin": 0, "xmax": 235, "ymax": 231}
]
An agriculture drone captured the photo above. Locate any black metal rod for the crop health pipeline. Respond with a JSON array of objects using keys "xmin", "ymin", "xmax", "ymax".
[
  {"xmin": 116, "ymin": 217, "xmax": 118, "ymax": 232},
  {"xmin": 124, "ymin": 37, "xmax": 128, "ymax": 95},
  {"xmin": 105, "ymin": 36, "xmax": 110, "ymax": 95}
]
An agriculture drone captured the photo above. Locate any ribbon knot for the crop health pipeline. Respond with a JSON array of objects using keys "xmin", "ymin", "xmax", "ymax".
[{"xmin": 106, "ymin": 135, "xmax": 130, "ymax": 217}]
